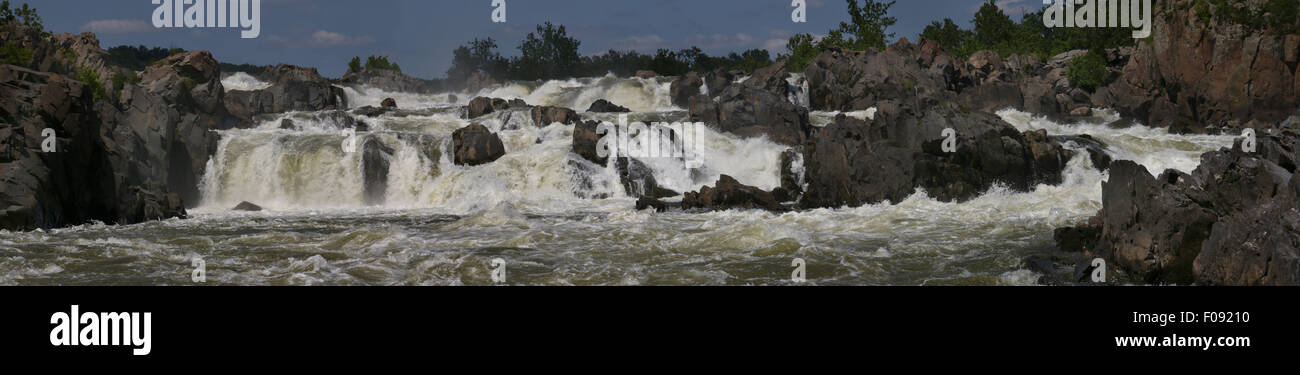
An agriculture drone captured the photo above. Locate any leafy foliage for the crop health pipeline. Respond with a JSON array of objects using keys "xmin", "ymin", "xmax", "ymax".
[
  {"xmin": 1066, "ymin": 49, "xmax": 1108, "ymax": 90},
  {"xmin": 107, "ymin": 45, "xmax": 183, "ymax": 71},
  {"xmin": 363, "ymin": 55, "xmax": 401, "ymax": 72},
  {"xmin": 921, "ymin": 1, "xmax": 1134, "ymax": 60}
]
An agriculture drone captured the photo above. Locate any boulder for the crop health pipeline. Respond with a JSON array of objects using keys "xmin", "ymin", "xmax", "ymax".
[
  {"xmin": 381, "ymin": 97, "xmax": 397, "ymax": 109},
  {"xmin": 744, "ymin": 59, "xmax": 790, "ymax": 97},
  {"xmin": 804, "ymin": 46, "xmax": 952, "ymax": 111},
  {"xmin": 451, "ymin": 123, "xmax": 506, "ymax": 166},
  {"xmin": 530, "ymin": 106, "xmax": 580, "ymax": 126},
  {"xmin": 682, "ymin": 175, "xmax": 782, "ymax": 211},
  {"xmin": 669, "ymin": 71, "xmax": 704, "ymax": 107},
  {"xmin": 634, "ymin": 70, "xmax": 658, "ymax": 79},
  {"xmin": 233, "ymin": 201, "xmax": 263, "ymax": 211},
  {"xmin": 467, "ymin": 96, "xmax": 508, "ymax": 118},
  {"xmin": 572, "ymin": 120, "xmax": 608, "ymax": 165},
  {"xmin": 586, "ymin": 99, "xmax": 630, "ymax": 113},
  {"xmin": 362, "ymin": 138, "xmax": 393, "ymax": 206}
]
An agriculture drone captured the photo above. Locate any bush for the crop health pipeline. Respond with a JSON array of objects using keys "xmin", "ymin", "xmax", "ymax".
[
  {"xmin": 363, "ymin": 56, "xmax": 401, "ymax": 72},
  {"xmin": 347, "ymin": 56, "xmax": 361, "ymax": 74},
  {"xmin": 1066, "ymin": 50, "xmax": 1108, "ymax": 90},
  {"xmin": 1, "ymin": 41, "xmax": 32, "ymax": 67},
  {"xmin": 111, "ymin": 71, "xmax": 140, "ymax": 93},
  {"xmin": 74, "ymin": 66, "xmax": 105, "ymax": 100}
]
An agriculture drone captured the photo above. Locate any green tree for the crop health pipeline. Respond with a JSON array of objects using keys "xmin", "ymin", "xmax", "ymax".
[
  {"xmin": 347, "ymin": 56, "xmax": 361, "ymax": 74},
  {"xmin": 972, "ymin": 1, "xmax": 1016, "ymax": 51},
  {"xmin": 513, "ymin": 22, "xmax": 583, "ymax": 80},
  {"xmin": 781, "ymin": 33, "xmax": 822, "ymax": 72},
  {"xmin": 920, "ymin": 18, "xmax": 974, "ymax": 56},
  {"xmin": 822, "ymin": 0, "xmax": 897, "ymax": 51},
  {"xmin": 1066, "ymin": 49, "xmax": 1108, "ymax": 90},
  {"xmin": 447, "ymin": 38, "xmax": 507, "ymax": 83}
]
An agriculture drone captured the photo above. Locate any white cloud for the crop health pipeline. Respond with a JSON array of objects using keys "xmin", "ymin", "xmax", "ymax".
[
  {"xmin": 307, "ymin": 30, "xmax": 375, "ymax": 47},
  {"xmin": 80, "ymin": 19, "xmax": 155, "ymax": 35},
  {"xmin": 611, "ymin": 34, "xmax": 669, "ymax": 52}
]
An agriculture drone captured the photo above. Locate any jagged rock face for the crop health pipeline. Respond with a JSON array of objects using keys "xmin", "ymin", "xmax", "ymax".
[
  {"xmin": 0, "ymin": 66, "xmax": 185, "ymax": 230},
  {"xmin": 804, "ymin": 45, "xmax": 953, "ymax": 112},
  {"xmin": 669, "ymin": 71, "xmax": 703, "ymax": 108},
  {"xmin": 224, "ymin": 64, "xmax": 348, "ymax": 122},
  {"xmin": 800, "ymin": 102, "xmax": 1068, "ymax": 209},
  {"xmin": 114, "ymin": 50, "xmax": 237, "ymax": 209},
  {"xmin": 339, "ymin": 68, "xmax": 440, "ymax": 94},
  {"xmin": 1063, "ymin": 128, "xmax": 1300, "ymax": 285},
  {"xmin": 743, "ymin": 59, "xmax": 790, "ymax": 97},
  {"xmin": 451, "ymin": 123, "xmax": 505, "ymax": 166},
  {"xmin": 1096, "ymin": 0, "xmax": 1297, "ymax": 130},
  {"xmin": 688, "ymin": 84, "xmax": 811, "ymax": 147}
]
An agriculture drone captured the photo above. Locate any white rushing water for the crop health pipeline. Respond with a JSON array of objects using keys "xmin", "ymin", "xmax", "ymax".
[
  {"xmin": 0, "ymin": 76, "xmax": 1239, "ymax": 286},
  {"xmin": 221, "ymin": 72, "xmax": 272, "ymax": 91}
]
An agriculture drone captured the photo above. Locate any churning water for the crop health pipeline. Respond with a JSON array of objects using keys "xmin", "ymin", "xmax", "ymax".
[{"xmin": 0, "ymin": 74, "xmax": 1236, "ymax": 285}]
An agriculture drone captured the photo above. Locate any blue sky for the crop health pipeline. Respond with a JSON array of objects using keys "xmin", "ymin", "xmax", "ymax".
[{"xmin": 26, "ymin": 0, "xmax": 1043, "ymax": 78}]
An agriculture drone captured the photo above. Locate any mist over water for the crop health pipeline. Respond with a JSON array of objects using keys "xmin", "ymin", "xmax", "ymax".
[{"xmin": 0, "ymin": 74, "xmax": 1235, "ymax": 285}]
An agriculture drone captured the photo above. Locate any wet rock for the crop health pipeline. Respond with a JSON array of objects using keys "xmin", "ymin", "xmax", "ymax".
[
  {"xmin": 635, "ymin": 70, "xmax": 658, "ymax": 79},
  {"xmin": 467, "ymin": 96, "xmax": 508, "ymax": 119},
  {"xmin": 635, "ymin": 196, "xmax": 669, "ymax": 212},
  {"xmin": 682, "ymin": 175, "xmax": 782, "ymax": 211},
  {"xmin": 669, "ymin": 71, "xmax": 703, "ymax": 107},
  {"xmin": 224, "ymin": 64, "xmax": 348, "ymax": 123},
  {"xmin": 530, "ymin": 106, "xmax": 581, "ymax": 126},
  {"xmin": 1051, "ymin": 134, "xmax": 1113, "ymax": 170},
  {"xmin": 381, "ymin": 97, "xmax": 397, "ymax": 109},
  {"xmin": 451, "ymin": 123, "xmax": 506, "ymax": 166},
  {"xmin": 362, "ymin": 138, "xmax": 394, "ymax": 206},
  {"xmin": 1069, "ymin": 107, "xmax": 1092, "ymax": 117},
  {"xmin": 339, "ymin": 68, "xmax": 440, "ymax": 94},
  {"xmin": 586, "ymin": 99, "xmax": 630, "ymax": 113},
  {"xmin": 616, "ymin": 157, "xmax": 678, "ymax": 199},
  {"xmin": 688, "ymin": 84, "xmax": 811, "ymax": 147},
  {"xmin": 233, "ymin": 201, "xmax": 263, "ymax": 211},
  {"xmin": 572, "ymin": 120, "xmax": 608, "ymax": 165},
  {"xmin": 1284, "ymin": 34, "xmax": 1299, "ymax": 63},
  {"xmin": 800, "ymin": 102, "xmax": 1069, "ymax": 208}
]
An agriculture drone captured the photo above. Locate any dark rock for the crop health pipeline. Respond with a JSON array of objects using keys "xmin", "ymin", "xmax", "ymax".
[
  {"xmin": 804, "ymin": 46, "xmax": 952, "ymax": 111},
  {"xmin": 338, "ymin": 68, "xmax": 439, "ymax": 94},
  {"xmin": 744, "ymin": 59, "xmax": 790, "ymax": 97},
  {"xmin": 451, "ymin": 123, "xmax": 506, "ymax": 166},
  {"xmin": 682, "ymin": 175, "xmax": 782, "ymax": 211},
  {"xmin": 572, "ymin": 120, "xmax": 609, "ymax": 165},
  {"xmin": 1051, "ymin": 134, "xmax": 1113, "ymax": 170},
  {"xmin": 616, "ymin": 157, "xmax": 678, "ymax": 199},
  {"xmin": 778, "ymin": 148, "xmax": 804, "ymax": 202},
  {"xmin": 530, "ymin": 106, "xmax": 581, "ymax": 126},
  {"xmin": 801, "ymin": 102, "xmax": 1069, "ymax": 208},
  {"xmin": 362, "ymin": 138, "xmax": 393, "ymax": 206},
  {"xmin": 688, "ymin": 84, "xmax": 811, "ymax": 146},
  {"xmin": 224, "ymin": 64, "xmax": 348, "ymax": 122},
  {"xmin": 279, "ymin": 118, "xmax": 297, "ymax": 130},
  {"xmin": 669, "ymin": 71, "xmax": 703, "ymax": 107},
  {"xmin": 467, "ymin": 96, "xmax": 508, "ymax": 119},
  {"xmin": 635, "ymin": 70, "xmax": 658, "ymax": 79},
  {"xmin": 381, "ymin": 97, "xmax": 397, "ymax": 109},
  {"xmin": 233, "ymin": 201, "xmax": 263, "ymax": 211},
  {"xmin": 636, "ymin": 196, "xmax": 668, "ymax": 212},
  {"xmin": 586, "ymin": 99, "xmax": 630, "ymax": 113}
]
